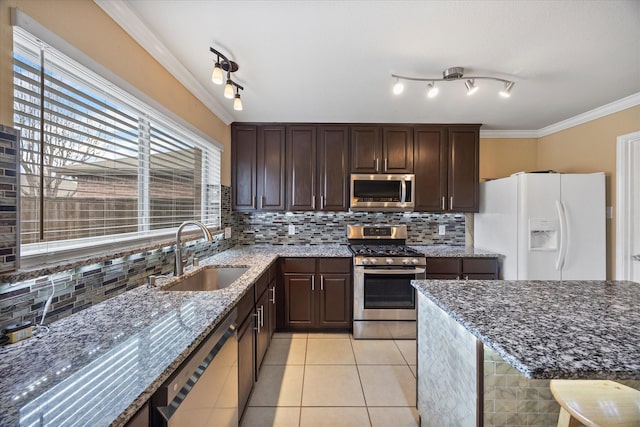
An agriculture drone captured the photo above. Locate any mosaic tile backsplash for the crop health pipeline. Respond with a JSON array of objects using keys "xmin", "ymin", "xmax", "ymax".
[
  {"xmin": 0, "ymin": 183, "xmax": 466, "ymax": 330},
  {"xmin": 0, "ymin": 125, "xmax": 19, "ymax": 274},
  {"xmin": 236, "ymin": 211, "xmax": 466, "ymax": 245}
]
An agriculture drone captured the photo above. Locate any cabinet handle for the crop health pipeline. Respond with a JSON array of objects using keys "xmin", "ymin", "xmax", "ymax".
[
  {"xmin": 441, "ymin": 196, "xmax": 445, "ymax": 210},
  {"xmin": 269, "ymin": 286, "xmax": 276, "ymax": 304},
  {"xmin": 320, "ymin": 195, "xmax": 325, "ymax": 209},
  {"xmin": 456, "ymin": 275, "xmax": 461, "ymax": 280},
  {"xmin": 384, "ymin": 158, "xmax": 388, "ymax": 172},
  {"xmin": 464, "ymin": 275, "xmax": 469, "ymax": 280},
  {"xmin": 449, "ymin": 196, "xmax": 453, "ymax": 210},
  {"xmin": 253, "ymin": 311, "xmax": 261, "ymax": 333},
  {"xmin": 261, "ymin": 195, "xmax": 266, "ymax": 208},
  {"xmin": 253, "ymin": 195, "xmax": 257, "ymax": 208},
  {"xmin": 375, "ymin": 158, "xmax": 379, "ymax": 172},
  {"xmin": 312, "ymin": 195, "xmax": 316, "ymax": 210},
  {"xmin": 311, "ymin": 276, "xmax": 315, "ymax": 291},
  {"xmin": 320, "ymin": 276, "xmax": 324, "ymax": 291},
  {"xmin": 260, "ymin": 305, "xmax": 264, "ymax": 327}
]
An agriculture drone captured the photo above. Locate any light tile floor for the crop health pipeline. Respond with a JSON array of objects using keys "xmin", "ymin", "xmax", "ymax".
[{"xmin": 242, "ymin": 332, "xmax": 419, "ymax": 427}]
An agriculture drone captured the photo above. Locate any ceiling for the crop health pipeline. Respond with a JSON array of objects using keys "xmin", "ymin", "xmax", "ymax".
[{"xmin": 97, "ymin": 1, "xmax": 640, "ymax": 133}]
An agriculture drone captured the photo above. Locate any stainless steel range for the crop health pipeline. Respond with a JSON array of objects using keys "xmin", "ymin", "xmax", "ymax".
[{"xmin": 348, "ymin": 225, "xmax": 426, "ymax": 339}]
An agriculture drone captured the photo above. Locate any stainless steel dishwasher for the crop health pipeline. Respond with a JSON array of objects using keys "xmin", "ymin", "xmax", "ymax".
[{"xmin": 152, "ymin": 309, "xmax": 238, "ymax": 427}]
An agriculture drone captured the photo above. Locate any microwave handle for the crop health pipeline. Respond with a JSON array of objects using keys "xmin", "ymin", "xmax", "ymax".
[{"xmin": 400, "ymin": 179, "xmax": 406, "ymax": 204}]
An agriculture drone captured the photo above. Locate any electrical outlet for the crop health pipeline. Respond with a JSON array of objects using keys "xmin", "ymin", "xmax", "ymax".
[
  {"xmin": 288, "ymin": 224, "xmax": 296, "ymax": 235},
  {"xmin": 224, "ymin": 227, "xmax": 231, "ymax": 239},
  {"xmin": 438, "ymin": 225, "xmax": 446, "ymax": 235}
]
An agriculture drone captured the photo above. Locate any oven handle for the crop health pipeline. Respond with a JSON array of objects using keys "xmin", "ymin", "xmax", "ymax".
[{"xmin": 354, "ymin": 267, "xmax": 426, "ymax": 275}]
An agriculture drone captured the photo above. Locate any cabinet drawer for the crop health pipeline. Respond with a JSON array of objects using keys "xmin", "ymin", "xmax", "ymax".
[
  {"xmin": 426, "ymin": 258, "xmax": 461, "ymax": 274},
  {"xmin": 268, "ymin": 263, "xmax": 277, "ymax": 283},
  {"xmin": 236, "ymin": 285, "xmax": 255, "ymax": 321},
  {"xmin": 462, "ymin": 258, "xmax": 498, "ymax": 274},
  {"xmin": 282, "ymin": 258, "xmax": 316, "ymax": 273},
  {"xmin": 318, "ymin": 258, "xmax": 351, "ymax": 274}
]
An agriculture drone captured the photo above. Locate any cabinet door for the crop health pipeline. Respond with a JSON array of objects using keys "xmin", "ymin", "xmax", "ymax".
[
  {"xmin": 287, "ymin": 126, "xmax": 317, "ymax": 210},
  {"xmin": 318, "ymin": 126, "xmax": 349, "ymax": 211},
  {"xmin": 414, "ymin": 126, "xmax": 448, "ymax": 211},
  {"xmin": 350, "ymin": 126, "xmax": 381, "ymax": 173},
  {"xmin": 237, "ymin": 313, "xmax": 255, "ymax": 417},
  {"xmin": 258, "ymin": 126, "xmax": 286, "ymax": 210},
  {"xmin": 255, "ymin": 289, "xmax": 270, "ymax": 376},
  {"xmin": 382, "ymin": 126, "xmax": 413, "ymax": 173},
  {"xmin": 448, "ymin": 126, "xmax": 479, "ymax": 212},
  {"xmin": 318, "ymin": 273, "xmax": 351, "ymax": 328},
  {"xmin": 284, "ymin": 274, "xmax": 315, "ymax": 329},
  {"xmin": 231, "ymin": 125, "xmax": 257, "ymax": 211}
]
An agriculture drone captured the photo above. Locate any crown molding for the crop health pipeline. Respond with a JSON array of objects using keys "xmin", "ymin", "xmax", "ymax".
[
  {"xmin": 480, "ymin": 129, "xmax": 539, "ymax": 139},
  {"xmin": 94, "ymin": 0, "xmax": 235, "ymax": 125},
  {"xmin": 537, "ymin": 92, "xmax": 640, "ymax": 138}
]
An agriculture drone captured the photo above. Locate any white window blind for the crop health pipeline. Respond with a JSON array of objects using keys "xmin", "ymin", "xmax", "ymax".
[{"xmin": 12, "ymin": 27, "xmax": 222, "ymax": 257}]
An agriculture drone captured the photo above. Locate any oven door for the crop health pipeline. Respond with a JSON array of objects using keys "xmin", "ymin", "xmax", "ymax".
[{"xmin": 353, "ymin": 266, "xmax": 425, "ymax": 320}]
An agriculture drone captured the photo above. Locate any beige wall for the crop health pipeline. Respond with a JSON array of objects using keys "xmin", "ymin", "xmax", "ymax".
[
  {"xmin": 537, "ymin": 105, "xmax": 640, "ymax": 280},
  {"xmin": 479, "ymin": 138, "xmax": 538, "ymax": 181},
  {"xmin": 0, "ymin": 0, "xmax": 231, "ymax": 185}
]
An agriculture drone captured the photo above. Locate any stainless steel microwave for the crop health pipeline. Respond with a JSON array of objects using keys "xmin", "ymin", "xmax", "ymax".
[{"xmin": 350, "ymin": 174, "xmax": 415, "ymax": 212}]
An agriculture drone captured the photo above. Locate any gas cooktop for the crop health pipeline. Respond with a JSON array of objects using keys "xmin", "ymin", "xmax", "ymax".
[{"xmin": 348, "ymin": 244, "xmax": 422, "ymax": 258}]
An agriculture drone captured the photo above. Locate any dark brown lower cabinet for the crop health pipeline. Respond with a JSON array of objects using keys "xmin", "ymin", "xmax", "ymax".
[
  {"xmin": 280, "ymin": 258, "xmax": 352, "ymax": 331},
  {"xmin": 425, "ymin": 257, "xmax": 499, "ymax": 280},
  {"xmin": 255, "ymin": 287, "xmax": 270, "ymax": 377},
  {"xmin": 237, "ymin": 309, "xmax": 254, "ymax": 417}
]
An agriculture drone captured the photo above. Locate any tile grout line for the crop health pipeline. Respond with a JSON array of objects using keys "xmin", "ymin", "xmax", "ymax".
[{"xmin": 349, "ymin": 333, "xmax": 374, "ymax": 427}]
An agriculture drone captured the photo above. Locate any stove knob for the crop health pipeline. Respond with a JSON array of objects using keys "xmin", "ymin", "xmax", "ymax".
[
  {"xmin": 411, "ymin": 259, "xmax": 419, "ymax": 265},
  {"xmin": 369, "ymin": 258, "xmax": 378, "ymax": 265},
  {"xmin": 361, "ymin": 258, "xmax": 369, "ymax": 265},
  {"xmin": 386, "ymin": 258, "xmax": 394, "ymax": 265},
  {"xmin": 402, "ymin": 259, "xmax": 410, "ymax": 265}
]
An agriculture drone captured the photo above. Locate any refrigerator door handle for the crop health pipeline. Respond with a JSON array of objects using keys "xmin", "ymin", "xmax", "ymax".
[{"xmin": 555, "ymin": 200, "xmax": 568, "ymax": 271}]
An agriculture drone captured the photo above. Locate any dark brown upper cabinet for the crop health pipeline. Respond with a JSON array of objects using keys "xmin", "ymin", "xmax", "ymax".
[
  {"xmin": 317, "ymin": 126, "xmax": 349, "ymax": 211},
  {"xmin": 287, "ymin": 126, "xmax": 317, "ymax": 210},
  {"xmin": 350, "ymin": 126, "xmax": 413, "ymax": 174},
  {"xmin": 414, "ymin": 125, "xmax": 479, "ymax": 212},
  {"xmin": 232, "ymin": 124, "xmax": 286, "ymax": 211},
  {"xmin": 448, "ymin": 125, "xmax": 479, "ymax": 212},
  {"xmin": 231, "ymin": 125, "xmax": 258, "ymax": 211},
  {"xmin": 287, "ymin": 125, "xmax": 349, "ymax": 211}
]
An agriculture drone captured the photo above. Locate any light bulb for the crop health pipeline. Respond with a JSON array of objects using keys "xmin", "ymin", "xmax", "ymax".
[
  {"xmin": 224, "ymin": 80, "xmax": 234, "ymax": 99},
  {"xmin": 499, "ymin": 81, "xmax": 514, "ymax": 98},
  {"xmin": 426, "ymin": 82, "xmax": 439, "ymax": 98},
  {"xmin": 211, "ymin": 63, "xmax": 223, "ymax": 85},
  {"xmin": 234, "ymin": 94, "xmax": 243, "ymax": 111},
  {"xmin": 465, "ymin": 79, "xmax": 478, "ymax": 95},
  {"xmin": 392, "ymin": 79, "xmax": 404, "ymax": 95}
]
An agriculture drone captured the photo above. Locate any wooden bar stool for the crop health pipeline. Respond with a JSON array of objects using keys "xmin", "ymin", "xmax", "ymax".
[{"xmin": 550, "ymin": 380, "xmax": 640, "ymax": 427}]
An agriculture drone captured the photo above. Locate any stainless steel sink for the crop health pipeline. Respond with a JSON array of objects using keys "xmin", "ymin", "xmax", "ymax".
[{"xmin": 165, "ymin": 266, "xmax": 248, "ymax": 291}]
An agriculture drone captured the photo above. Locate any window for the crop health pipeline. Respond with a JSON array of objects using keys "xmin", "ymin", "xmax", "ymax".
[{"xmin": 12, "ymin": 28, "xmax": 222, "ymax": 258}]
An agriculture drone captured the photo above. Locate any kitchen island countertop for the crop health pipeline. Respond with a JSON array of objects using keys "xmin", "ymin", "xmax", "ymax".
[{"xmin": 412, "ymin": 279, "xmax": 640, "ymax": 380}]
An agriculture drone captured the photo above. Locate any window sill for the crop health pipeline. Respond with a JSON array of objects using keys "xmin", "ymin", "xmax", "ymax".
[{"xmin": 0, "ymin": 227, "xmax": 225, "ymax": 285}]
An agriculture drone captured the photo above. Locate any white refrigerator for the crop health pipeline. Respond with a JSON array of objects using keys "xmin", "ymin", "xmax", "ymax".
[{"xmin": 474, "ymin": 172, "xmax": 606, "ymax": 280}]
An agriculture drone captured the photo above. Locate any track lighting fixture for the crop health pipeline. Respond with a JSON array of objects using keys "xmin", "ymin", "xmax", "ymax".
[
  {"xmin": 426, "ymin": 82, "xmax": 439, "ymax": 98},
  {"xmin": 392, "ymin": 78, "xmax": 404, "ymax": 95},
  {"xmin": 392, "ymin": 66, "xmax": 514, "ymax": 99},
  {"xmin": 210, "ymin": 46, "xmax": 244, "ymax": 110},
  {"xmin": 465, "ymin": 79, "xmax": 478, "ymax": 95},
  {"xmin": 234, "ymin": 87, "xmax": 243, "ymax": 111},
  {"xmin": 499, "ymin": 81, "xmax": 515, "ymax": 98}
]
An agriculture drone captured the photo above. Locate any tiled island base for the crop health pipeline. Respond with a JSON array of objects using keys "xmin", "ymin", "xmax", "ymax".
[
  {"xmin": 417, "ymin": 293, "xmax": 559, "ymax": 426},
  {"xmin": 417, "ymin": 293, "xmax": 640, "ymax": 426}
]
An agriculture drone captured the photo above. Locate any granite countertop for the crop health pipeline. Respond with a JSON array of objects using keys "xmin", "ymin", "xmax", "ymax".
[
  {"xmin": 412, "ymin": 279, "xmax": 640, "ymax": 380},
  {"xmin": 0, "ymin": 245, "xmax": 350, "ymax": 427},
  {"xmin": 0, "ymin": 243, "xmax": 496, "ymax": 426},
  {"xmin": 410, "ymin": 245, "xmax": 499, "ymax": 257}
]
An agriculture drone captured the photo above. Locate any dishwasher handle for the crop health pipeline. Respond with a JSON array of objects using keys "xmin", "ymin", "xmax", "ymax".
[{"xmin": 155, "ymin": 309, "xmax": 237, "ymax": 422}]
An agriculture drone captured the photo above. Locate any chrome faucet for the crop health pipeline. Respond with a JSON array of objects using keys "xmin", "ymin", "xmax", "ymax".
[{"xmin": 175, "ymin": 220, "xmax": 213, "ymax": 276}]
